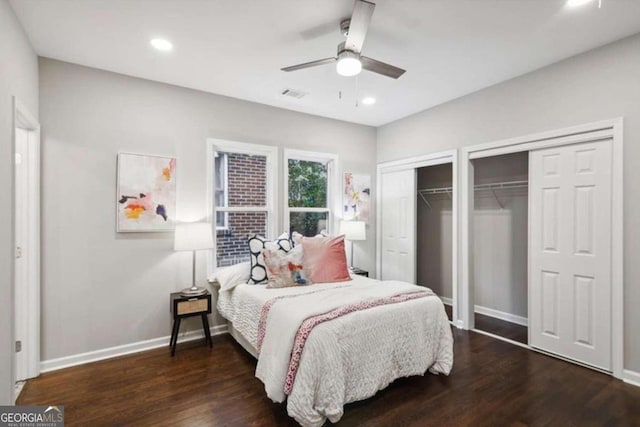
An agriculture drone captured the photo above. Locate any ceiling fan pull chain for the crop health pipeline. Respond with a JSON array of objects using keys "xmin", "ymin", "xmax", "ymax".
[{"xmin": 355, "ymin": 75, "xmax": 359, "ymax": 107}]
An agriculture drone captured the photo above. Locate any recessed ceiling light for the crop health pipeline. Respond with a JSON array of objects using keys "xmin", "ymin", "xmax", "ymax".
[
  {"xmin": 150, "ymin": 38, "xmax": 173, "ymax": 52},
  {"xmin": 362, "ymin": 97, "xmax": 376, "ymax": 106},
  {"xmin": 566, "ymin": 0, "xmax": 594, "ymax": 7}
]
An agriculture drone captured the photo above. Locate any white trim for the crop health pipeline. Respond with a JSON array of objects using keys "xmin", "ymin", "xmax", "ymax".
[
  {"xmin": 283, "ymin": 148, "xmax": 339, "ymax": 235},
  {"xmin": 216, "ymin": 207, "xmax": 269, "ymax": 213},
  {"xmin": 460, "ymin": 118, "xmax": 624, "ymax": 379},
  {"xmin": 12, "ymin": 97, "xmax": 41, "ymax": 383},
  {"xmin": 41, "ymin": 325, "xmax": 228, "ymax": 373},
  {"xmin": 623, "ymin": 370, "xmax": 640, "ymax": 388},
  {"xmin": 474, "ymin": 305, "xmax": 528, "ymax": 327},
  {"xmin": 206, "ymin": 139, "xmax": 278, "ymax": 276},
  {"xmin": 14, "ymin": 381, "xmax": 25, "ymax": 403},
  {"xmin": 376, "ymin": 149, "xmax": 458, "ymax": 323}
]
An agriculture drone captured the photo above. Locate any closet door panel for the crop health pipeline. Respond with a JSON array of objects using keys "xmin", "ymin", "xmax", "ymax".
[
  {"xmin": 529, "ymin": 140, "xmax": 612, "ymax": 371},
  {"xmin": 380, "ymin": 169, "xmax": 416, "ymax": 283}
]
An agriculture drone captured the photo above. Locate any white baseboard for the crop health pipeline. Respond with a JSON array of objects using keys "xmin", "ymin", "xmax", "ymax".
[
  {"xmin": 14, "ymin": 381, "xmax": 25, "ymax": 403},
  {"xmin": 474, "ymin": 304, "xmax": 528, "ymax": 327},
  {"xmin": 438, "ymin": 297, "xmax": 528, "ymax": 327},
  {"xmin": 623, "ymin": 369, "xmax": 640, "ymax": 387},
  {"xmin": 40, "ymin": 324, "xmax": 228, "ymax": 373}
]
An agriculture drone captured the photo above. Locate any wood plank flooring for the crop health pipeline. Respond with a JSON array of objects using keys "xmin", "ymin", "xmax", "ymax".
[
  {"xmin": 444, "ymin": 304, "xmax": 528, "ymax": 344},
  {"xmin": 474, "ymin": 313, "xmax": 528, "ymax": 344},
  {"xmin": 18, "ymin": 330, "xmax": 640, "ymax": 426}
]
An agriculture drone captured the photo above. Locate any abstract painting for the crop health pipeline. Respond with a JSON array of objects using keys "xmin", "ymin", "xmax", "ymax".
[
  {"xmin": 343, "ymin": 172, "xmax": 371, "ymax": 223},
  {"xmin": 117, "ymin": 153, "xmax": 176, "ymax": 232}
]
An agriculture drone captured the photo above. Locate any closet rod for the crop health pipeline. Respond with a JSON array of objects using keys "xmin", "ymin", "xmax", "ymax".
[{"xmin": 417, "ymin": 180, "xmax": 528, "ymax": 209}]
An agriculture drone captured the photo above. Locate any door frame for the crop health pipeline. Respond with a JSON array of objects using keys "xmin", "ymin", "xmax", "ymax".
[
  {"xmin": 376, "ymin": 149, "xmax": 460, "ymax": 327},
  {"xmin": 460, "ymin": 118, "xmax": 623, "ymax": 379},
  {"xmin": 13, "ymin": 97, "xmax": 41, "ymax": 383}
]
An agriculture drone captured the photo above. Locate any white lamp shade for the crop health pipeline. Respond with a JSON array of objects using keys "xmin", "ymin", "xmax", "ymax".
[
  {"xmin": 174, "ymin": 222, "xmax": 214, "ymax": 251},
  {"xmin": 339, "ymin": 220, "xmax": 366, "ymax": 241}
]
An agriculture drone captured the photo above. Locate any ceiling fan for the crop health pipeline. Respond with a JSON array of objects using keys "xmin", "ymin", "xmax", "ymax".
[{"xmin": 281, "ymin": 0, "xmax": 406, "ymax": 79}]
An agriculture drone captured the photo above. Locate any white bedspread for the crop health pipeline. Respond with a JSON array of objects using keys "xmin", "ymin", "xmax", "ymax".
[{"xmin": 217, "ymin": 276, "xmax": 453, "ymax": 427}]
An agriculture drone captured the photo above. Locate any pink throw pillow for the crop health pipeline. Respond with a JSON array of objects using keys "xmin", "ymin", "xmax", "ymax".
[{"xmin": 300, "ymin": 235, "xmax": 351, "ymax": 283}]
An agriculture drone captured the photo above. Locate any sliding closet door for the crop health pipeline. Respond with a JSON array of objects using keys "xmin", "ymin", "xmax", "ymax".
[
  {"xmin": 380, "ymin": 169, "xmax": 416, "ymax": 283},
  {"xmin": 529, "ymin": 140, "xmax": 612, "ymax": 370}
]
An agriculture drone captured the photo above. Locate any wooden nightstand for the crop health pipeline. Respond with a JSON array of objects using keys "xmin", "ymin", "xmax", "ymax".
[
  {"xmin": 350, "ymin": 267, "xmax": 369, "ymax": 277},
  {"xmin": 170, "ymin": 291, "xmax": 212, "ymax": 356}
]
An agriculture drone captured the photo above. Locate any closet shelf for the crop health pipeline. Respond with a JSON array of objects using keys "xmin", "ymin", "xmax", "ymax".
[{"xmin": 417, "ymin": 180, "xmax": 528, "ymax": 209}]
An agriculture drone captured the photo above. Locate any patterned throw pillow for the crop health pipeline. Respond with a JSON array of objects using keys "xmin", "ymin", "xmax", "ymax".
[
  {"xmin": 263, "ymin": 246, "xmax": 311, "ymax": 288},
  {"xmin": 248, "ymin": 233, "xmax": 292, "ymax": 284}
]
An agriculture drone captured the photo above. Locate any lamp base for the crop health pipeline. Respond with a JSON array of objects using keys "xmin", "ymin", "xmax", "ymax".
[{"xmin": 180, "ymin": 286, "xmax": 207, "ymax": 297}]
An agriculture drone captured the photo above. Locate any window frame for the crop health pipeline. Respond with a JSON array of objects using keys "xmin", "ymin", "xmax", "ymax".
[
  {"xmin": 214, "ymin": 152, "xmax": 229, "ymax": 230},
  {"xmin": 206, "ymin": 138, "xmax": 278, "ymax": 274},
  {"xmin": 283, "ymin": 149, "xmax": 339, "ymax": 237}
]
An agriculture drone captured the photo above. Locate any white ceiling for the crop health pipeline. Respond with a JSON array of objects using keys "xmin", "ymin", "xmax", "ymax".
[{"xmin": 11, "ymin": 0, "xmax": 640, "ymax": 126}]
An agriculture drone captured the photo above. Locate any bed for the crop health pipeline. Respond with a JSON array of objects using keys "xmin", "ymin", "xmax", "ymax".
[{"xmin": 216, "ymin": 273, "xmax": 454, "ymax": 427}]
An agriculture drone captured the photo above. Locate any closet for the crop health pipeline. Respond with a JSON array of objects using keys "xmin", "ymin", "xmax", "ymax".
[
  {"xmin": 462, "ymin": 122, "xmax": 622, "ymax": 375},
  {"xmin": 416, "ymin": 164, "xmax": 454, "ymax": 321},
  {"xmin": 471, "ymin": 152, "xmax": 529, "ymax": 343}
]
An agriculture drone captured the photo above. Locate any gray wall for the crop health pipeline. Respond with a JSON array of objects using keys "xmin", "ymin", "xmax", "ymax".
[
  {"xmin": 416, "ymin": 164, "xmax": 453, "ymax": 299},
  {"xmin": 473, "ymin": 153, "xmax": 528, "ymax": 319},
  {"xmin": 0, "ymin": 0, "xmax": 39, "ymax": 404},
  {"xmin": 377, "ymin": 33, "xmax": 640, "ymax": 372},
  {"xmin": 38, "ymin": 58, "xmax": 376, "ymax": 361}
]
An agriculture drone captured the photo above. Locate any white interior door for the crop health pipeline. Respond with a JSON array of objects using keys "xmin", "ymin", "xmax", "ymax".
[
  {"xmin": 14, "ymin": 128, "xmax": 28, "ymax": 381},
  {"xmin": 380, "ymin": 169, "xmax": 416, "ymax": 282},
  {"xmin": 529, "ymin": 140, "xmax": 612, "ymax": 370}
]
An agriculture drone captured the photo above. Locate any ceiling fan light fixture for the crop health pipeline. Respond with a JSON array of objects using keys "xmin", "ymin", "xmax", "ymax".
[{"xmin": 336, "ymin": 51, "xmax": 362, "ymax": 77}]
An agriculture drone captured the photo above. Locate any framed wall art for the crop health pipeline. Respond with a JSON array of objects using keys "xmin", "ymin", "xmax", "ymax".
[
  {"xmin": 116, "ymin": 153, "xmax": 176, "ymax": 232},
  {"xmin": 343, "ymin": 172, "xmax": 371, "ymax": 223}
]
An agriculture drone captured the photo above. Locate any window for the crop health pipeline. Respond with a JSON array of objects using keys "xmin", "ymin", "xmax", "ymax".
[
  {"xmin": 208, "ymin": 139, "xmax": 277, "ymax": 269},
  {"xmin": 285, "ymin": 149, "xmax": 337, "ymax": 237}
]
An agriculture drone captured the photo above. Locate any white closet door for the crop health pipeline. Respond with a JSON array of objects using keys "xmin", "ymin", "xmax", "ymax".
[
  {"xmin": 529, "ymin": 140, "xmax": 612, "ymax": 370},
  {"xmin": 380, "ymin": 169, "xmax": 416, "ymax": 283}
]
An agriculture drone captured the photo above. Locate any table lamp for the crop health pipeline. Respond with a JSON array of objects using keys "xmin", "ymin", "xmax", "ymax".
[
  {"xmin": 339, "ymin": 220, "xmax": 366, "ymax": 270},
  {"xmin": 174, "ymin": 222, "xmax": 214, "ymax": 296}
]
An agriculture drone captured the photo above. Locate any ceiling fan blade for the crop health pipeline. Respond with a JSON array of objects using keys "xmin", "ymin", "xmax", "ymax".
[
  {"xmin": 344, "ymin": 0, "xmax": 375, "ymax": 53},
  {"xmin": 281, "ymin": 57, "xmax": 336, "ymax": 72},
  {"xmin": 361, "ymin": 56, "xmax": 406, "ymax": 79}
]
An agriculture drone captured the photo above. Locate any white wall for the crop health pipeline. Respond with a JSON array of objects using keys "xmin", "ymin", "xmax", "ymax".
[
  {"xmin": 377, "ymin": 33, "xmax": 640, "ymax": 372},
  {"xmin": 0, "ymin": 0, "xmax": 38, "ymax": 404},
  {"xmin": 38, "ymin": 58, "xmax": 376, "ymax": 362}
]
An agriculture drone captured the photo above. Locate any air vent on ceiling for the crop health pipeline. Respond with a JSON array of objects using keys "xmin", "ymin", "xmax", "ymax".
[{"xmin": 281, "ymin": 88, "xmax": 308, "ymax": 99}]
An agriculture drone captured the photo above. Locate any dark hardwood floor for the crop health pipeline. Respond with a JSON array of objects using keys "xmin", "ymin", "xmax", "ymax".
[
  {"xmin": 18, "ymin": 330, "xmax": 640, "ymax": 426},
  {"xmin": 474, "ymin": 313, "xmax": 529, "ymax": 344},
  {"xmin": 444, "ymin": 304, "xmax": 528, "ymax": 344}
]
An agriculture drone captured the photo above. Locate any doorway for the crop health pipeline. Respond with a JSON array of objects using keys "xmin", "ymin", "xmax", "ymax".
[
  {"xmin": 377, "ymin": 149, "xmax": 459, "ymax": 326},
  {"xmin": 13, "ymin": 97, "xmax": 41, "ymax": 387},
  {"xmin": 460, "ymin": 119, "xmax": 624, "ymax": 378}
]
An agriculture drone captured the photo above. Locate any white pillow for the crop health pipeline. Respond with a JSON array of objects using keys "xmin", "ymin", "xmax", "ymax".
[{"xmin": 213, "ymin": 261, "xmax": 251, "ymax": 291}]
